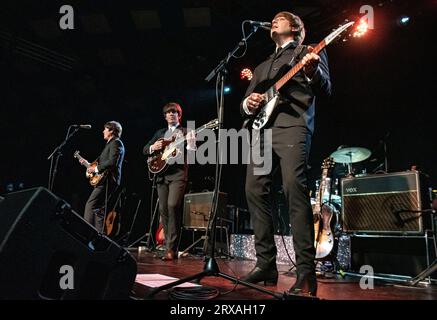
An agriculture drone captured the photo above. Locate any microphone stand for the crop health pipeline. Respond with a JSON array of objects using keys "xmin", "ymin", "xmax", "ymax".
[
  {"xmin": 146, "ymin": 25, "xmax": 306, "ymax": 300},
  {"xmin": 47, "ymin": 126, "xmax": 80, "ymax": 192}
]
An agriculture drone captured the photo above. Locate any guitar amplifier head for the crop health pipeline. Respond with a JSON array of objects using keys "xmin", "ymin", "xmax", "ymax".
[
  {"xmin": 183, "ymin": 192, "xmax": 228, "ymax": 229},
  {"xmin": 341, "ymin": 171, "xmax": 431, "ymax": 234}
]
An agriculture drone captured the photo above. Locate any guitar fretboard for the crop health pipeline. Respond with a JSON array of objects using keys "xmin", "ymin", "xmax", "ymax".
[
  {"xmin": 74, "ymin": 153, "xmax": 90, "ymax": 168},
  {"xmin": 314, "ymin": 167, "xmax": 329, "ymax": 214},
  {"xmin": 171, "ymin": 125, "xmax": 210, "ymax": 147},
  {"xmin": 274, "ymin": 40, "xmax": 326, "ymax": 92}
]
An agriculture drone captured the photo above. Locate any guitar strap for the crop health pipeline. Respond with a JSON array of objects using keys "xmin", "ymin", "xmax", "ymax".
[{"xmin": 287, "ymin": 44, "xmax": 305, "ymax": 67}]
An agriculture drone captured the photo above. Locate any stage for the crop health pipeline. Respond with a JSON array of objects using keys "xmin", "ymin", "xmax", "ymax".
[{"xmin": 130, "ymin": 250, "xmax": 437, "ymax": 300}]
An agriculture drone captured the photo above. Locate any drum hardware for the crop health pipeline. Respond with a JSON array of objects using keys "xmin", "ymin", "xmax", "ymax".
[{"xmin": 330, "ymin": 147, "xmax": 372, "ymax": 176}]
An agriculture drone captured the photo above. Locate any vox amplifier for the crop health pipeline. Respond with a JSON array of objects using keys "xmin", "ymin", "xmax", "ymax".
[{"xmin": 341, "ymin": 171, "xmax": 431, "ymax": 234}]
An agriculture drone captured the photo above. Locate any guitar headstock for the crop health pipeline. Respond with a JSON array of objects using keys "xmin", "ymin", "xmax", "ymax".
[
  {"xmin": 321, "ymin": 157, "xmax": 335, "ymax": 170},
  {"xmin": 324, "ymin": 21, "xmax": 356, "ymax": 45},
  {"xmin": 73, "ymin": 150, "xmax": 80, "ymax": 159},
  {"xmin": 204, "ymin": 118, "xmax": 219, "ymax": 130}
]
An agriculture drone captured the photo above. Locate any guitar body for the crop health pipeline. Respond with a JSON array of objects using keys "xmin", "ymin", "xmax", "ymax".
[
  {"xmin": 252, "ymin": 88, "xmax": 279, "ymax": 130},
  {"xmin": 85, "ymin": 162, "xmax": 107, "ymax": 186},
  {"xmin": 74, "ymin": 151, "xmax": 107, "ymax": 187},
  {"xmin": 104, "ymin": 209, "xmax": 121, "ymax": 238},
  {"xmin": 147, "ymin": 136, "xmax": 179, "ymax": 174},
  {"xmin": 313, "ymin": 157, "xmax": 336, "ymax": 260},
  {"xmin": 314, "ymin": 204, "xmax": 335, "ymax": 260},
  {"xmin": 146, "ymin": 119, "xmax": 219, "ymax": 174}
]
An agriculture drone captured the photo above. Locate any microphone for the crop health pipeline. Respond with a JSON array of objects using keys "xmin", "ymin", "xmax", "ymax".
[
  {"xmin": 248, "ymin": 20, "xmax": 271, "ymax": 30},
  {"xmin": 71, "ymin": 124, "xmax": 92, "ymax": 129}
]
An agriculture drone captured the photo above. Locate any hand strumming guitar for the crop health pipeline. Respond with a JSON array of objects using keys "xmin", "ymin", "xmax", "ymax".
[
  {"xmin": 247, "ymin": 92, "xmax": 266, "ymax": 113},
  {"xmin": 151, "ymin": 140, "xmax": 164, "ymax": 152}
]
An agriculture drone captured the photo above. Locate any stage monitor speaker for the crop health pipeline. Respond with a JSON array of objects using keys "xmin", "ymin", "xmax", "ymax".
[
  {"xmin": 341, "ymin": 171, "xmax": 431, "ymax": 234},
  {"xmin": 0, "ymin": 187, "xmax": 137, "ymax": 300},
  {"xmin": 183, "ymin": 192, "xmax": 227, "ymax": 229},
  {"xmin": 350, "ymin": 235, "xmax": 436, "ymax": 278}
]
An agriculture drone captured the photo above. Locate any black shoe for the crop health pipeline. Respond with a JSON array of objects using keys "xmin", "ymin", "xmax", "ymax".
[
  {"xmin": 161, "ymin": 249, "xmax": 177, "ymax": 261},
  {"xmin": 241, "ymin": 267, "xmax": 278, "ymax": 286},
  {"xmin": 287, "ymin": 272, "xmax": 317, "ymax": 297}
]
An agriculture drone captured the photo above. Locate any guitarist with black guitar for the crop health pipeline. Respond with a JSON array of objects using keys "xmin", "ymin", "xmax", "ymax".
[
  {"xmin": 143, "ymin": 102, "xmax": 196, "ymax": 261},
  {"xmin": 240, "ymin": 11, "xmax": 333, "ymax": 297},
  {"xmin": 81, "ymin": 121, "xmax": 125, "ymax": 233}
]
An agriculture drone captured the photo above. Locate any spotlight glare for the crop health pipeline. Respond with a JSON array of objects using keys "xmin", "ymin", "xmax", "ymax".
[
  {"xmin": 353, "ymin": 18, "xmax": 369, "ymax": 38},
  {"xmin": 224, "ymin": 86, "xmax": 231, "ymax": 94},
  {"xmin": 398, "ymin": 15, "xmax": 410, "ymax": 26}
]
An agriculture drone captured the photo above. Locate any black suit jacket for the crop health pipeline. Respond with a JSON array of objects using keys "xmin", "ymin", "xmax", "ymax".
[
  {"xmin": 240, "ymin": 42, "xmax": 331, "ymax": 133},
  {"xmin": 96, "ymin": 137, "xmax": 125, "ymax": 185},
  {"xmin": 143, "ymin": 125, "xmax": 188, "ymax": 182}
]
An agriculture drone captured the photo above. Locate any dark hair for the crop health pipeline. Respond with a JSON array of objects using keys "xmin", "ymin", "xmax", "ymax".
[
  {"xmin": 162, "ymin": 102, "xmax": 182, "ymax": 118},
  {"xmin": 274, "ymin": 11, "xmax": 306, "ymax": 44},
  {"xmin": 104, "ymin": 121, "xmax": 122, "ymax": 138}
]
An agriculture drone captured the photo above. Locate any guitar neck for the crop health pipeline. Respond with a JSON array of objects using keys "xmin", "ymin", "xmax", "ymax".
[
  {"xmin": 274, "ymin": 40, "xmax": 326, "ymax": 92},
  {"xmin": 314, "ymin": 168, "xmax": 329, "ymax": 213},
  {"xmin": 172, "ymin": 125, "xmax": 207, "ymax": 147},
  {"xmin": 75, "ymin": 155, "xmax": 90, "ymax": 168}
]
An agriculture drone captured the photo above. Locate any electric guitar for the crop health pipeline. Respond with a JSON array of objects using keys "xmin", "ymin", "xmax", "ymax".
[
  {"xmin": 313, "ymin": 157, "xmax": 335, "ymax": 260},
  {"xmin": 250, "ymin": 21, "xmax": 355, "ymax": 130},
  {"xmin": 73, "ymin": 151, "xmax": 107, "ymax": 186},
  {"xmin": 147, "ymin": 118, "xmax": 219, "ymax": 174}
]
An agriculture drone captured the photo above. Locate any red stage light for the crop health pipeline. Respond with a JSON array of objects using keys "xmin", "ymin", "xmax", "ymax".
[
  {"xmin": 240, "ymin": 68, "xmax": 253, "ymax": 81},
  {"xmin": 353, "ymin": 18, "xmax": 369, "ymax": 38}
]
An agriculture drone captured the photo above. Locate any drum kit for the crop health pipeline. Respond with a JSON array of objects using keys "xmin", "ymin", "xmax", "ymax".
[{"xmin": 312, "ymin": 146, "xmax": 372, "ymax": 234}]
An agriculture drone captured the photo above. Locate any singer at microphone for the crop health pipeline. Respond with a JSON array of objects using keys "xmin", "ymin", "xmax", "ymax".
[
  {"xmin": 239, "ymin": 11, "xmax": 331, "ymax": 297},
  {"xmin": 71, "ymin": 124, "xmax": 92, "ymax": 129}
]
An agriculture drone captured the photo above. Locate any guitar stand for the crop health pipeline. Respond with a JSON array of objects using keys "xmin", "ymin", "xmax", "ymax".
[{"xmin": 406, "ymin": 259, "xmax": 437, "ymax": 286}]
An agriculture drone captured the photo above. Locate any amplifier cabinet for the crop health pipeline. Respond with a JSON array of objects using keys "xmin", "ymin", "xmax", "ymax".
[
  {"xmin": 341, "ymin": 171, "xmax": 431, "ymax": 234},
  {"xmin": 183, "ymin": 192, "xmax": 228, "ymax": 229}
]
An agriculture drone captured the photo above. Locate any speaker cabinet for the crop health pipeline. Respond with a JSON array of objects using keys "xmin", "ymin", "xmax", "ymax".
[
  {"xmin": 349, "ymin": 235, "xmax": 436, "ymax": 278},
  {"xmin": 0, "ymin": 187, "xmax": 137, "ymax": 300},
  {"xmin": 183, "ymin": 192, "xmax": 227, "ymax": 229},
  {"xmin": 341, "ymin": 171, "xmax": 431, "ymax": 234}
]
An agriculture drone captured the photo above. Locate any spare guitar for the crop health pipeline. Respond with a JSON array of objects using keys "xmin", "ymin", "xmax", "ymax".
[
  {"xmin": 313, "ymin": 157, "xmax": 335, "ymax": 260},
  {"xmin": 73, "ymin": 151, "xmax": 107, "ymax": 186},
  {"xmin": 147, "ymin": 118, "xmax": 219, "ymax": 174},
  {"xmin": 250, "ymin": 21, "xmax": 355, "ymax": 130}
]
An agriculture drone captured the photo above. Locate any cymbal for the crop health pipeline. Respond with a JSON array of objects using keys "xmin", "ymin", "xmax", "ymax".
[{"xmin": 330, "ymin": 147, "xmax": 371, "ymax": 164}]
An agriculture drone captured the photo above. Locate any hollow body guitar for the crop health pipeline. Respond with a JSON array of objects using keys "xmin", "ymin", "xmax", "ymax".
[
  {"xmin": 313, "ymin": 157, "xmax": 336, "ymax": 260},
  {"xmin": 147, "ymin": 119, "xmax": 218, "ymax": 174}
]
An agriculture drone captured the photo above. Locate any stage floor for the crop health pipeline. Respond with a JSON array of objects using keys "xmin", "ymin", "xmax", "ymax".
[{"xmin": 130, "ymin": 250, "xmax": 437, "ymax": 300}]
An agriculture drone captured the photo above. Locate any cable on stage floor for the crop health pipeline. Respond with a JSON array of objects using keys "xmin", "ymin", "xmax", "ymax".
[{"xmin": 168, "ymin": 286, "xmax": 219, "ymax": 300}]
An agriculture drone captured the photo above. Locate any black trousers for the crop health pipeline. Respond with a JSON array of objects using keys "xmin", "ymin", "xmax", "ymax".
[
  {"xmin": 156, "ymin": 176, "xmax": 186, "ymax": 252},
  {"xmin": 245, "ymin": 126, "xmax": 315, "ymax": 275},
  {"xmin": 84, "ymin": 180, "xmax": 118, "ymax": 233}
]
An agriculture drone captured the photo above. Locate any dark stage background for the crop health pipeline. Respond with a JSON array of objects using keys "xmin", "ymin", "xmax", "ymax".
[{"xmin": 1, "ymin": 0, "xmax": 435, "ymax": 242}]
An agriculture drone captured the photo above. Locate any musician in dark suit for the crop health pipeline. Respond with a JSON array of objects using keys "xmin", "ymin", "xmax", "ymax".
[
  {"xmin": 144, "ymin": 102, "xmax": 196, "ymax": 261},
  {"xmin": 240, "ymin": 12, "xmax": 331, "ymax": 296},
  {"xmin": 83, "ymin": 121, "xmax": 125, "ymax": 232}
]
